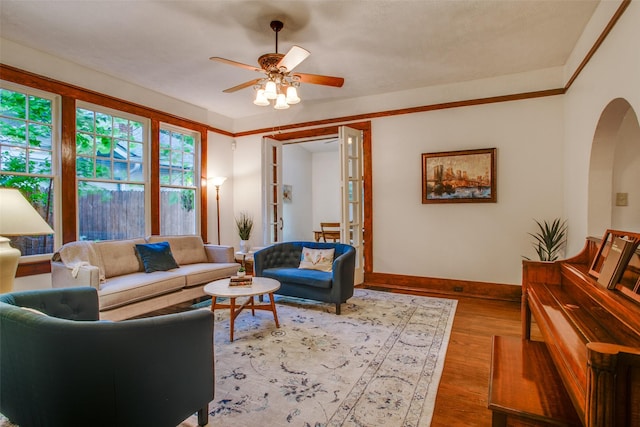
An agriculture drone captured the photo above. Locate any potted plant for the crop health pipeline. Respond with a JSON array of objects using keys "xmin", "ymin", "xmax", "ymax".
[
  {"xmin": 235, "ymin": 211, "xmax": 253, "ymax": 253},
  {"xmin": 524, "ymin": 218, "xmax": 568, "ymax": 261},
  {"xmin": 237, "ymin": 265, "xmax": 246, "ymax": 278}
]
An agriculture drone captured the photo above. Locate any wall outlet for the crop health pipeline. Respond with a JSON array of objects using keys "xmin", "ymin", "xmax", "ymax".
[{"xmin": 616, "ymin": 192, "xmax": 628, "ymax": 206}]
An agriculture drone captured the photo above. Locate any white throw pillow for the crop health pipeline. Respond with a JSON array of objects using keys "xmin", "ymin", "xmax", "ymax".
[{"xmin": 299, "ymin": 247, "xmax": 335, "ymax": 272}]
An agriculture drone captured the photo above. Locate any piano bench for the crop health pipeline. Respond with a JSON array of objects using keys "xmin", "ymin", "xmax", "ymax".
[{"xmin": 488, "ymin": 336, "xmax": 581, "ymax": 427}]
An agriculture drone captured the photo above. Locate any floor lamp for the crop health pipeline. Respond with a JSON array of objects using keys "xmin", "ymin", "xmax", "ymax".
[
  {"xmin": 210, "ymin": 177, "xmax": 227, "ymax": 245},
  {"xmin": 0, "ymin": 188, "xmax": 54, "ymax": 293}
]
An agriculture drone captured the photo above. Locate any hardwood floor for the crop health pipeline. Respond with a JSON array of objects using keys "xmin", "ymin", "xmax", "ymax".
[{"xmin": 429, "ymin": 295, "xmax": 541, "ymax": 427}]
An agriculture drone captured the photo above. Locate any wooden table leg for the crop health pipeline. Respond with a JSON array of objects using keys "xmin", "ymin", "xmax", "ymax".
[
  {"xmin": 210, "ymin": 292, "xmax": 279, "ymax": 342},
  {"xmin": 229, "ymin": 297, "xmax": 236, "ymax": 342},
  {"xmin": 269, "ymin": 292, "xmax": 280, "ymax": 328}
]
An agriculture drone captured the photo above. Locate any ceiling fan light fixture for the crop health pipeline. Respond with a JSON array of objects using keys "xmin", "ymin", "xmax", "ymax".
[
  {"xmin": 274, "ymin": 93, "xmax": 290, "ymax": 109},
  {"xmin": 253, "ymin": 88, "xmax": 269, "ymax": 106},
  {"xmin": 264, "ymin": 80, "xmax": 278, "ymax": 99},
  {"xmin": 286, "ymin": 86, "xmax": 300, "ymax": 104},
  {"xmin": 211, "ymin": 20, "xmax": 343, "ymax": 111}
]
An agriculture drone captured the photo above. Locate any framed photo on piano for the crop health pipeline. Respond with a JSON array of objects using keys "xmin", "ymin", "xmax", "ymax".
[{"xmin": 589, "ymin": 230, "xmax": 640, "ymax": 299}]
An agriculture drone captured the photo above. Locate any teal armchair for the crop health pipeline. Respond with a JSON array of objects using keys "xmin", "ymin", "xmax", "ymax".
[{"xmin": 0, "ymin": 287, "xmax": 213, "ymax": 427}]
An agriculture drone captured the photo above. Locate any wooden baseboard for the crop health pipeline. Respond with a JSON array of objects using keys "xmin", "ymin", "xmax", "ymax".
[{"xmin": 362, "ymin": 272, "xmax": 521, "ymax": 302}]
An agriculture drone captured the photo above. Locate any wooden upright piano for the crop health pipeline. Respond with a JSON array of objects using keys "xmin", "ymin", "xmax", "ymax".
[
  {"xmin": 490, "ymin": 229, "xmax": 640, "ymax": 426},
  {"xmin": 523, "ymin": 230, "xmax": 640, "ymax": 426}
]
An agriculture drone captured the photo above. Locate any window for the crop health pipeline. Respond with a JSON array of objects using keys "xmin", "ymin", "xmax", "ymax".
[
  {"xmin": 76, "ymin": 104, "xmax": 148, "ymax": 240},
  {"xmin": 0, "ymin": 84, "xmax": 57, "ymax": 256},
  {"xmin": 159, "ymin": 126, "xmax": 199, "ymax": 235}
]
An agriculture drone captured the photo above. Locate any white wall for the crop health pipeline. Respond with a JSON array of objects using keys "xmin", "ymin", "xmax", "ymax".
[
  {"xmin": 612, "ymin": 110, "xmax": 640, "ymax": 230},
  {"xmin": 280, "ymin": 145, "xmax": 341, "ymax": 242},
  {"xmin": 282, "ymin": 145, "xmax": 314, "ymax": 241},
  {"xmin": 230, "ymin": 134, "xmax": 264, "ymax": 251},
  {"xmin": 563, "ymin": 0, "xmax": 640, "ymax": 254},
  {"xmin": 311, "ymin": 151, "xmax": 341, "ymax": 228},
  {"xmin": 206, "ymin": 132, "xmax": 235, "ymax": 246},
  {"xmin": 371, "ymin": 97, "xmax": 564, "ymax": 284}
]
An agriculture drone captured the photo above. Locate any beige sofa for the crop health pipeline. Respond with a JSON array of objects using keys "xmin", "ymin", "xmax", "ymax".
[{"xmin": 51, "ymin": 235, "xmax": 240, "ymax": 321}]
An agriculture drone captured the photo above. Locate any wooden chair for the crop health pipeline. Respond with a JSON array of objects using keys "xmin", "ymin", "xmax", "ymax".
[{"xmin": 320, "ymin": 222, "xmax": 341, "ymax": 242}]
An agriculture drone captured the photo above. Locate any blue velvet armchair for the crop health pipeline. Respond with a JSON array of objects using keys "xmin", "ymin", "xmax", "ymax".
[
  {"xmin": 253, "ymin": 241, "xmax": 356, "ymax": 314},
  {"xmin": 0, "ymin": 287, "xmax": 214, "ymax": 427}
]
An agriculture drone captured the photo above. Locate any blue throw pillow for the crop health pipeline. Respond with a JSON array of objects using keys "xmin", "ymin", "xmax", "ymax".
[{"xmin": 135, "ymin": 241, "xmax": 179, "ymax": 273}]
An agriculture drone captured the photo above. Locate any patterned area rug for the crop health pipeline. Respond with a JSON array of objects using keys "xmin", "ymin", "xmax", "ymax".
[
  {"xmin": 183, "ymin": 288, "xmax": 457, "ymax": 427},
  {"xmin": 0, "ymin": 289, "xmax": 456, "ymax": 427}
]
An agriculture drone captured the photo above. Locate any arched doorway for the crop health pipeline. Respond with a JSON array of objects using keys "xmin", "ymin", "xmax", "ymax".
[{"xmin": 588, "ymin": 98, "xmax": 640, "ymax": 235}]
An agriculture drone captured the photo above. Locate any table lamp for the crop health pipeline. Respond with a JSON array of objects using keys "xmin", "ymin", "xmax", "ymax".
[{"xmin": 0, "ymin": 188, "xmax": 54, "ymax": 293}]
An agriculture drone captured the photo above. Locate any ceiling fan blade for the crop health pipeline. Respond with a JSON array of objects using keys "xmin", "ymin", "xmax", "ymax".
[
  {"xmin": 210, "ymin": 57, "xmax": 262, "ymax": 73},
  {"xmin": 223, "ymin": 78, "xmax": 262, "ymax": 93},
  {"xmin": 277, "ymin": 46, "xmax": 310, "ymax": 72},
  {"xmin": 294, "ymin": 72, "xmax": 344, "ymax": 88}
]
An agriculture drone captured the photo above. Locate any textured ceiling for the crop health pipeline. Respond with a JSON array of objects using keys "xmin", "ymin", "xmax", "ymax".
[{"xmin": 0, "ymin": 0, "xmax": 600, "ymax": 120}]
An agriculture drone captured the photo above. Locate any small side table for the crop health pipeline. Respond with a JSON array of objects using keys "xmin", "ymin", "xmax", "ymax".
[
  {"xmin": 235, "ymin": 250, "xmax": 256, "ymax": 275},
  {"xmin": 204, "ymin": 277, "xmax": 280, "ymax": 342}
]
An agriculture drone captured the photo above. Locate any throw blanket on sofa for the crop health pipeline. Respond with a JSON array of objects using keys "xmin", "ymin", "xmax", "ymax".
[{"xmin": 55, "ymin": 241, "xmax": 106, "ymax": 283}]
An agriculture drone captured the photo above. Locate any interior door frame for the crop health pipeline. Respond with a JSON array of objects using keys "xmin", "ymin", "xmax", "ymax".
[
  {"xmin": 340, "ymin": 126, "xmax": 365, "ymax": 284},
  {"xmin": 261, "ymin": 136, "xmax": 283, "ymax": 244},
  {"xmin": 265, "ymin": 121, "xmax": 373, "ymax": 276}
]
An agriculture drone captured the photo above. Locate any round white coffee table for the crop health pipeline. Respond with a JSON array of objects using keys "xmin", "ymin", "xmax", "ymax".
[{"xmin": 204, "ymin": 277, "xmax": 281, "ymax": 342}]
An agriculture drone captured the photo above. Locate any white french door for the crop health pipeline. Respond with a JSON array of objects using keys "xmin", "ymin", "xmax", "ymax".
[
  {"xmin": 262, "ymin": 127, "xmax": 365, "ymax": 285},
  {"xmin": 261, "ymin": 137, "xmax": 283, "ymax": 244},
  {"xmin": 339, "ymin": 126, "xmax": 364, "ymax": 285}
]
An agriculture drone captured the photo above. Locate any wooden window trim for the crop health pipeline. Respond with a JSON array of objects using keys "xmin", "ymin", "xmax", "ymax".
[{"xmin": 1, "ymin": 65, "xmax": 209, "ymax": 276}]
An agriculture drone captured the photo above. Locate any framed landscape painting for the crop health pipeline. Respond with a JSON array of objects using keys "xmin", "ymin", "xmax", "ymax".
[{"xmin": 422, "ymin": 148, "xmax": 496, "ymax": 204}]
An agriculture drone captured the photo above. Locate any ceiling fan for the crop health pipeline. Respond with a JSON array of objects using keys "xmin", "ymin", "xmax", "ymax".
[{"xmin": 210, "ymin": 20, "xmax": 344, "ymax": 109}]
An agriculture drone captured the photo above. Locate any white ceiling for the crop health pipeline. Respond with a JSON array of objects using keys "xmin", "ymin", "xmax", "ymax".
[{"xmin": 0, "ymin": 0, "xmax": 600, "ymax": 120}]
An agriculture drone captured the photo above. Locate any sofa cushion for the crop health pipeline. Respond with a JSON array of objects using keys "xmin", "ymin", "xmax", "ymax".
[
  {"xmin": 177, "ymin": 262, "xmax": 243, "ymax": 287},
  {"xmin": 147, "ymin": 235, "xmax": 208, "ymax": 265},
  {"xmin": 98, "ymin": 271, "xmax": 185, "ymax": 310},
  {"xmin": 262, "ymin": 267, "xmax": 332, "ymax": 289},
  {"xmin": 95, "ymin": 238, "xmax": 146, "ymax": 279},
  {"xmin": 299, "ymin": 247, "xmax": 334, "ymax": 272},
  {"xmin": 135, "ymin": 241, "xmax": 180, "ymax": 273}
]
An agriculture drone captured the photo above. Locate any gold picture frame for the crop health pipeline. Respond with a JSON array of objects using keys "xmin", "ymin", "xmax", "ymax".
[{"xmin": 422, "ymin": 148, "xmax": 496, "ymax": 204}]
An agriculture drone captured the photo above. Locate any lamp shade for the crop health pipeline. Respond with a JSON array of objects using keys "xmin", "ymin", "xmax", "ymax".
[
  {"xmin": 210, "ymin": 176, "xmax": 227, "ymax": 187},
  {"xmin": 253, "ymin": 89, "xmax": 270, "ymax": 106},
  {"xmin": 274, "ymin": 93, "xmax": 290, "ymax": 110},
  {"xmin": 286, "ymin": 86, "xmax": 300, "ymax": 104},
  {"xmin": 264, "ymin": 81, "xmax": 277, "ymax": 100},
  {"xmin": 0, "ymin": 188, "xmax": 53, "ymax": 236}
]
